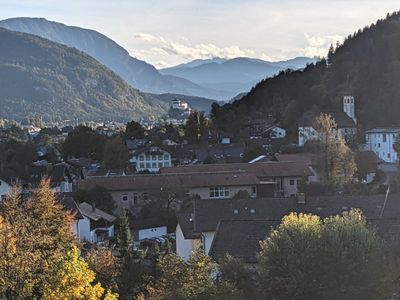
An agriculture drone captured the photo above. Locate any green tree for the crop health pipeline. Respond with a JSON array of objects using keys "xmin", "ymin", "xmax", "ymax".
[
  {"xmin": 74, "ymin": 186, "xmax": 116, "ymax": 214},
  {"xmin": 184, "ymin": 111, "xmax": 208, "ymax": 144},
  {"xmin": 62, "ymin": 125, "xmax": 106, "ymax": 160},
  {"xmin": 242, "ymin": 144, "xmax": 266, "ymax": 162},
  {"xmin": 103, "ymin": 136, "xmax": 129, "ymax": 170},
  {"xmin": 258, "ymin": 213, "xmax": 322, "ymax": 299},
  {"xmin": 258, "ymin": 209, "xmax": 394, "ymax": 299},
  {"xmin": 125, "ymin": 120, "xmax": 145, "ymax": 139},
  {"xmin": 219, "ymin": 254, "xmax": 258, "ymax": 299},
  {"xmin": 116, "ymin": 210, "xmax": 133, "ymax": 259}
]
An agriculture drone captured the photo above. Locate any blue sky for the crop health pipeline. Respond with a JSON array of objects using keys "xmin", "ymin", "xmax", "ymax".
[{"xmin": 1, "ymin": 0, "xmax": 399, "ymax": 68}]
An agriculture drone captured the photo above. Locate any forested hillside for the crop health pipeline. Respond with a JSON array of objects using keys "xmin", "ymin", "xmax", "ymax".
[
  {"xmin": 0, "ymin": 28, "xmax": 168, "ymax": 122},
  {"xmin": 212, "ymin": 12, "xmax": 400, "ymax": 136}
]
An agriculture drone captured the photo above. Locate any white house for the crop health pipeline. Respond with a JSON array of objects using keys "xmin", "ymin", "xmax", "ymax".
[
  {"xmin": 263, "ymin": 125, "xmax": 286, "ymax": 139},
  {"xmin": 0, "ymin": 179, "xmax": 12, "ymax": 202},
  {"xmin": 131, "ymin": 218, "xmax": 167, "ymax": 241},
  {"xmin": 77, "ymin": 202, "xmax": 116, "ymax": 244},
  {"xmin": 176, "ymin": 213, "xmax": 202, "ymax": 260},
  {"xmin": 132, "ymin": 146, "xmax": 172, "ymax": 172},
  {"xmin": 298, "ymin": 95, "xmax": 357, "ymax": 146},
  {"xmin": 365, "ymin": 128, "xmax": 400, "ymax": 163}
]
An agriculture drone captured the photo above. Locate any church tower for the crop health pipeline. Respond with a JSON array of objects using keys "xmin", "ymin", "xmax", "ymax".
[{"xmin": 343, "ymin": 95, "xmax": 356, "ymax": 124}]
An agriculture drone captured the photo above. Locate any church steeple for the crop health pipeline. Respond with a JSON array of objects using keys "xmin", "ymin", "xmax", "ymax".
[{"xmin": 343, "ymin": 95, "xmax": 356, "ymax": 124}]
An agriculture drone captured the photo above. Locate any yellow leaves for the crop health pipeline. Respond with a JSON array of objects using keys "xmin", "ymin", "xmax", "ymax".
[{"xmin": 43, "ymin": 246, "xmax": 116, "ymax": 300}]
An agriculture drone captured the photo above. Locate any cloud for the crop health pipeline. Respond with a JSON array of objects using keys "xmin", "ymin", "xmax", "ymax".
[
  {"xmin": 134, "ymin": 32, "xmax": 256, "ymax": 62},
  {"xmin": 301, "ymin": 33, "xmax": 343, "ymax": 57},
  {"xmin": 134, "ymin": 33, "xmax": 160, "ymax": 43}
]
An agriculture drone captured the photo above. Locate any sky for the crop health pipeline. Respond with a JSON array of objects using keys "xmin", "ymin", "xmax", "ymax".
[{"xmin": 1, "ymin": 0, "xmax": 399, "ymax": 68}]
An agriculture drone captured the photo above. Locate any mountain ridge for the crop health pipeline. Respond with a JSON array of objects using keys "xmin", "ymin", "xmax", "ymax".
[
  {"xmin": 160, "ymin": 56, "xmax": 318, "ymax": 97},
  {"xmin": 0, "ymin": 17, "xmax": 228, "ymax": 100},
  {"xmin": 0, "ymin": 27, "xmax": 168, "ymax": 122}
]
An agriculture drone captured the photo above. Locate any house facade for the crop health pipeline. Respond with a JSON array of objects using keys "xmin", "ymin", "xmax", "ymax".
[
  {"xmin": 365, "ymin": 128, "xmax": 400, "ymax": 163},
  {"xmin": 160, "ymin": 161, "xmax": 312, "ymax": 198},
  {"xmin": 77, "ymin": 202, "xmax": 116, "ymax": 244},
  {"xmin": 77, "ymin": 171, "xmax": 261, "ymax": 215},
  {"xmin": 131, "ymin": 146, "xmax": 172, "ymax": 172}
]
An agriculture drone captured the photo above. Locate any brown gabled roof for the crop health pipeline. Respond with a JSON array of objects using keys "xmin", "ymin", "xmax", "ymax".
[
  {"xmin": 78, "ymin": 202, "xmax": 116, "ymax": 222},
  {"xmin": 160, "ymin": 161, "xmax": 312, "ymax": 178},
  {"xmin": 176, "ymin": 213, "xmax": 201, "ymax": 239},
  {"xmin": 78, "ymin": 172, "xmax": 259, "ymax": 191},
  {"xmin": 193, "ymin": 194, "xmax": 400, "ymax": 233},
  {"xmin": 130, "ymin": 218, "xmax": 167, "ymax": 230},
  {"xmin": 274, "ymin": 153, "xmax": 321, "ymax": 166},
  {"xmin": 209, "ymin": 219, "xmax": 279, "ymax": 263},
  {"xmin": 58, "ymin": 196, "xmax": 83, "ymax": 220}
]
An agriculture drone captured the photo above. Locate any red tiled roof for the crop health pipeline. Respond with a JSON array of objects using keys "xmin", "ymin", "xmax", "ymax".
[
  {"xmin": 78, "ymin": 171, "xmax": 259, "ymax": 191},
  {"xmin": 160, "ymin": 161, "xmax": 312, "ymax": 178}
]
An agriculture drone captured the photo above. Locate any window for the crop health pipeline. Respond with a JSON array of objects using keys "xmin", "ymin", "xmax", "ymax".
[
  {"xmin": 152, "ymin": 155, "xmax": 157, "ymax": 160},
  {"xmin": 146, "ymin": 163, "xmax": 151, "ymax": 168},
  {"xmin": 388, "ymin": 153, "xmax": 391, "ymax": 159},
  {"xmin": 139, "ymin": 155, "xmax": 144, "ymax": 161},
  {"xmin": 383, "ymin": 134, "xmax": 386, "ymax": 142},
  {"xmin": 290, "ymin": 179, "xmax": 295, "ymax": 186},
  {"xmin": 209, "ymin": 187, "xmax": 229, "ymax": 198},
  {"xmin": 122, "ymin": 194, "xmax": 128, "ymax": 201},
  {"xmin": 164, "ymin": 162, "xmax": 170, "ymax": 167},
  {"xmin": 133, "ymin": 193, "xmax": 138, "ymax": 205},
  {"xmin": 158, "ymin": 162, "xmax": 163, "ymax": 168},
  {"xmin": 139, "ymin": 163, "xmax": 145, "ymax": 169},
  {"xmin": 297, "ymin": 179, "xmax": 301, "ymax": 186},
  {"xmin": 251, "ymin": 186, "xmax": 256, "ymax": 196},
  {"xmin": 152, "ymin": 162, "xmax": 157, "ymax": 168},
  {"xmin": 378, "ymin": 143, "xmax": 381, "ymax": 148},
  {"xmin": 164, "ymin": 154, "xmax": 169, "ymax": 160},
  {"xmin": 158, "ymin": 155, "xmax": 163, "ymax": 160},
  {"xmin": 146, "ymin": 155, "xmax": 150, "ymax": 161},
  {"xmin": 143, "ymin": 192, "xmax": 148, "ymax": 201}
]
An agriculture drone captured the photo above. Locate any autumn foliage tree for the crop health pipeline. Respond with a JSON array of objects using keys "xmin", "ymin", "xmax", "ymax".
[
  {"xmin": 145, "ymin": 251, "xmax": 240, "ymax": 300},
  {"xmin": 313, "ymin": 113, "xmax": 356, "ymax": 187},
  {"xmin": 0, "ymin": 180, "xmax": 117, "ymax": 299}
]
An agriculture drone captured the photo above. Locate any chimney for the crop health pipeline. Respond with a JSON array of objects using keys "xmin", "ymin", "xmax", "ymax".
[{"xmin": 91, "ymin": 202, "xmax": 96, "ymax": 212}]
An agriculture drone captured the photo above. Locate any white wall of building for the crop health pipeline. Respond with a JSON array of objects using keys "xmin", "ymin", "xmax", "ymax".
[
  {"xmin": 176, "ymin": 224, "xmax": 195, "ymax": 261},
  {"xmin": 271, "ymin": 127, "xmax": 286, "ymax": 139},
  {"xmin": 137, "ymin": 226, "xmax": 167, "ymax": 241},
  {"xmin": 77, "ymin": 217, "xmax": 91, "ymax": 242},
  {"xmin": 298, "ymin": 126, "xmax": 317, "ymax": 146},
  {"xmin": 190, "ymin": 185, "xmax": 255, "ymax": 200},
  {"xmin": 0, "ymin": 180, "xmax": 11, "ymax": 201},
  {"xmin": 135, "ymin": 150, "xmax": 172, "ymax": 172},
  {"xmin": 366, "ymin": 130, "xmax": 399, "ymax": 163},
  {"xmin": 202, "ymin": 231, "xmax": 215, "ymax": 255}
]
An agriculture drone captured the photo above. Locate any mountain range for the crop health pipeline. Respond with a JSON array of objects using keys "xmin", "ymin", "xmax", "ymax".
[
  {"xmin": 0, "ymin": 17, "xmax": 227, "ymax": 100},
  {"xmin": 0, "ymin": 27, "xmax": 168, "ymax": 122},
  {"xmin": 0, "ymin": 17, "xmax": 316, "ymax": 100},
  {"xmin": 160, "ymin": 57, "xmax": 318, "ymax": 97}
]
